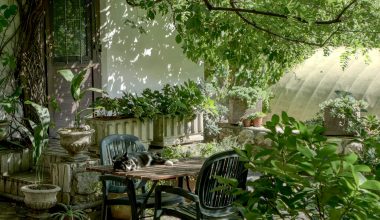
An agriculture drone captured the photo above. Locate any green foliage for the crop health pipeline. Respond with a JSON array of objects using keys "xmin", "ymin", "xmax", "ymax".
[
  {"xmin": 246, "ymin": 111, "xmax": 266, "ymax": 120},
  {"xmin": 202, "ymin": 83, "xmax": 226, "ymax": 136},
  {"xmin": 354, "ymin": 114, "xmax": 380, "ymax": 178},
  {"xmin": 92, "ymin": 97, "xmax": 121, "ymax": 117},
  {"xmin": 0, "ymin": 84, "xmax": 21, "ymax": 117},
  {"xmin": 58, "ymin": 66, "xmax": 105, "ymax": 128},
  {"xmin": 119, "ymin": 91, "xmax": 159, "ymax": 120},
  {"xmin": 199, "ymin": 136, "xmax": 242, "ymax": 158},
  {"xmin": 24, "ymin": 101, "xmax": 50, "ymax": 167},
  {"xmin": 0, "ymin": 4, "xmax": 17, "ymax": 33},
  {"xmin": 156, "ymin": 80, "xmax": 207, "ymax": 119},
  {"xmin": 124, "ymin": 1, "xmax": 380, "ymax": 89},
  {"xmin": 0, "ymin": 3, "xmax": 19, "ymax": 121},
  {"xmin": 93, "ymin": 80, "xmax": 211, "ymax": 120},
  {"xmin": 318, "ymin": 91, "xmax": 368, "ymax": 134},
  {"xmin": 227, "ymin": 86, "xmax": 272, "ymax": 111},
  {"xmin": 22, "ymin": 101, "xmax": 50, "ymax": 183},
  {"xmin": 51, "ymin": 203, "xmax": 88, "ymax": 220},
  {"xmin": 221, "ymin": 112, "xmax": 380, "ymax": 219}
]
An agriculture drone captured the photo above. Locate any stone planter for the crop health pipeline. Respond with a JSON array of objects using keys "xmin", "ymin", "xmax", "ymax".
[
  {"xmin": 21, "ymin": 184, "xmax": 61, "ymax": 210},
  {"xmin": 57, "ymin": 128, "xmax": 94, "ymax": 161},
  {"xmin": 228, "ymin": 98, "xmax": 262, "ymax": 124},
  {"xmin": 86, "ymin": 117, "xmax": 153, "ymax": 149},
  {"xmin": 151, "ymin": 113, "xmax": 204, "ymax": 147},
  {"xmin": 0, "ymin": 120, "xmax": 9, "ymax": 141},
  {"xmin": 323, "ymin": 108, "xmax": 359, "ymax": 136}
]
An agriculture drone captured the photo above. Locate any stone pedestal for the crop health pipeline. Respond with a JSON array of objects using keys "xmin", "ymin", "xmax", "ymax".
[{"xmin": 50, "ymin": 158, "xmax": 101, "ymax": 205}]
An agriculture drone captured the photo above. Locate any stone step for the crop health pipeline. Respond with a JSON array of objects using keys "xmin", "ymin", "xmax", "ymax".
[
  {"xmin": 0, "ymin": 171, "xmax": 50, "ymax": 197},
  {"xmin": 0, "ymin": 148, "xmax": 33, "ymax": 177}
]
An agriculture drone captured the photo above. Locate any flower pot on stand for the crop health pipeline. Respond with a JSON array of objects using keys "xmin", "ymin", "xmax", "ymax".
[{"xmin": 57, "ymin": 127, "xmax": 94, "ymax": 162}]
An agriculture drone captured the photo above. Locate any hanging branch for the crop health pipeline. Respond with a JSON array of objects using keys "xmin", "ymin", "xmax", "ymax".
[
  {"xmin": 228, "ymin": 1, "xmax": 320, "ymax": 46},
  {"xmin": 203, "ymin": 0, "xmax": 358, "ymax": 25}
]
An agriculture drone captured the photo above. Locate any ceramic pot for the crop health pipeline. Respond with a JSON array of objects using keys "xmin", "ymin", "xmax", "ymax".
[
  {"xmin": 21, "ymin": 184, "xmax": 61, "ymax": 210},
  {"xmin": 57, "ymin": 127, "xmax": 94, "ymax": 161}
]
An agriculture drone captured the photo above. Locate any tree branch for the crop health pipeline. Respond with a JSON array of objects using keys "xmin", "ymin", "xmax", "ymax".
[
  {"xmin": 229, "ymin": 0, "xmax": 325, "ymax": 47},
  {"xmin": 203, "ymin": 0, "xmax": 358, "ymax": 25},
  {"xmin": 126, "ymin": 0, "xmax": 163, "ymax": 7}
]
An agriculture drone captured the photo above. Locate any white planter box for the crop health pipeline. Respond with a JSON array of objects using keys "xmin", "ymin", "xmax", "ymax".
[
  {"xmin": 152, "ymin": 113, "xmax": 204, "ymax": 147},
  {"xmin": 87, "ymin": 118, "xmax": 153, "ymax": 149}
]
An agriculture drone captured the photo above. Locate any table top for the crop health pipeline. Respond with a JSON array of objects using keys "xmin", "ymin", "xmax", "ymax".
[{"xmin": 87, "ymin": 158, "xmax": 204, "ymax": 181}]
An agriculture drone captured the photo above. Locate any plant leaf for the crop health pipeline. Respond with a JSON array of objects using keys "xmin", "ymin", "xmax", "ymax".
[{"xmin": 360, "ymin": 180, "xmax": 380, "ymax": 191}]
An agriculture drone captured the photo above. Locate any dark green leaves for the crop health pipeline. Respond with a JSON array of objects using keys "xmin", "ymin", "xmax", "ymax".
[
  {"xmin": 220, "ymin": 112, "xmax": 380, "ymax": 219},
  {"xmin": 57, "ymin": 66, "xmax": 105, "ymax": 127}
]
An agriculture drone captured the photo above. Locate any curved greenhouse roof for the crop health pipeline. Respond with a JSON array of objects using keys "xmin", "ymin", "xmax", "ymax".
[{"xmin": 270, "ymin": 48, "xmax": 380, "ymax": 121}]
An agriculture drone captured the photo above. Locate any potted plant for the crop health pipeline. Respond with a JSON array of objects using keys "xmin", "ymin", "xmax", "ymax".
[
  {"xmin": 240, "ymin": 117, "xmax": 252, "ymax": 127},
  {"xmin": 319, "ymin": 91, "xmax": 367, "ymax": 136},
  {"xmin": 151, "ymin": 80, "xmax": 209, "ymax": 146},
  {"xmin": 20, "ymin": 101, "xmax": 61, "ymax": 210},
  {"xmin": 87, "ymin": 94, "xmax": 157, "ymax": 149},
  {"xmin": 57, "ymin": 65, "xmax": 104, "ymax": 161},
  {"xmin": 227, "ymin": 86, "xmax": 271, "ymax": 124},
  {"xmin": 51, "ymin": 203, "xmax": 88, "ymax": 220},
  {"xmin": 248, "ymin": 111, "xmax": 266, "ymax": 127}
]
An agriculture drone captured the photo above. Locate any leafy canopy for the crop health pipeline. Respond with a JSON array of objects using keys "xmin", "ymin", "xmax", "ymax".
[{"xmin": 125, "ymin": 0, "xmax": 380, "ymax": 87}]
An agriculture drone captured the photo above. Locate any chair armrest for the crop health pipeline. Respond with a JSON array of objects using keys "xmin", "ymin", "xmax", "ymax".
[{"xmin": 156, "ymin": 185, "xmax": 199, "ymax": 203}]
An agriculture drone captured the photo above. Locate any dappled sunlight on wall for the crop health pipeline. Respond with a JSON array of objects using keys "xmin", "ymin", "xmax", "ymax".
[
  {"xmin": 100, "ymin": 0, "xmax": 203, "ymax": 97},
  {"xmin": 269, "ymin": 48, "xmax": 380, "ymax": 121}
]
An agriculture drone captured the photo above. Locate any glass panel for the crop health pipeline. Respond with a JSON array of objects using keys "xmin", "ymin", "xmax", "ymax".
[{"xmin": 52, "ymin": 0, "xmax": 90, "ymax": 63}]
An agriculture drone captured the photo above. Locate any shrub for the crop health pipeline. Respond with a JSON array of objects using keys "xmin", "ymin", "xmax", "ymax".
[
  {"xmin": 92, "ymin": 80, "xmax": 211, "ymax": 120},
  {"xmin": 318, "ymin": 91, "xmax": 367, "ymax": 134},
  {"xmin": 220, "ymin": 112, "xmax": 380, "ymax": 219}
]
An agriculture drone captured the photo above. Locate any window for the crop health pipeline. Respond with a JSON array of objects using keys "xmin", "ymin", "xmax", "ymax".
[{"xmin": 51, "ymin": 0, "xmax": 92, "ymax": 63}]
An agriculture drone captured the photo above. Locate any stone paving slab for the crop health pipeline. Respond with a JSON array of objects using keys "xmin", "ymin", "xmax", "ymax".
[{"xmin": 0, "ymin": 198, "xmax": 179, "ymax": 220}]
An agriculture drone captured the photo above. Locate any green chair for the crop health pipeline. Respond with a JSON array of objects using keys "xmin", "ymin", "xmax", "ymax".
[
  {"xmin": 99, "ymin": 134, "xmax": 181, "ymax": 220},
  {"xmin": 154, "ymin": 150, "xmax": 248, "ymax": 220}
]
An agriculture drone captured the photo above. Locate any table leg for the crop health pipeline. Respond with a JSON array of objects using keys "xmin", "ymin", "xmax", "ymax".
[
  {"xmin": 185, "ymin": 176, "xmax": 192, "ymax": 192},
  {"xmin": 178, "ymin": 176, "xmax": 192, "ymax": 192},
  {"xmin": 137, "ymin": 180, "xmax": 158, "ymax": 218},
  {"xmin": 177, "ymin": 177, "xmax": 184, "ymax": 188}
]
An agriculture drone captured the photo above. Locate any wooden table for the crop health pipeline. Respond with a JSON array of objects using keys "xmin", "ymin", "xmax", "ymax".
[
  {"xmin": 87, "ymin": 158, "xmax": 204, "ymax": 217},
  {"xmin": 87, "ymin": 158, "xmax": 204, "ymax": 181}
]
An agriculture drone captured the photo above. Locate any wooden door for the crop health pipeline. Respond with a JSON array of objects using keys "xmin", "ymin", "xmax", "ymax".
[{"xmin": 46, "ymin": 0, "xmax": 101, "ymax": 137}]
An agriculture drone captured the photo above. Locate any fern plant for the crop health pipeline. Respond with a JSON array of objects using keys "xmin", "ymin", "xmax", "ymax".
[{"xmin": 51, "ymin": 203, "xmax": 88, "ymax": 220}]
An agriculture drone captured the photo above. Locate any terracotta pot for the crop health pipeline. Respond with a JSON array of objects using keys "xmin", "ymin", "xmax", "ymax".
[
  {"xmin": 108, "ymin": 193, "xmax": 132, "ymax": 220},
  {"xmin": 252, "ymin": 117, "xmax": 263, "ymax": 127},
  {"xmin": 57, "ymin": 127, "xmax": 94, "ymax": 161},
  {"xmin": 242, "ymin": 119, "xmax": 251, "ymax": 127},
  {"xmin": 0, "ymin": 120, "xmax": 9, "ymax": 141},
  {"xmin": 21, "ymin": 184, "xmax": 61, "ymax": 210}
]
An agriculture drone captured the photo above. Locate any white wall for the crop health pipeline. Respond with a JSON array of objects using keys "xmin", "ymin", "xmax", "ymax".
[{"xmin": 99, "ymin": 0, "xmax": 203, "ymax": 97}]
